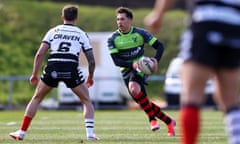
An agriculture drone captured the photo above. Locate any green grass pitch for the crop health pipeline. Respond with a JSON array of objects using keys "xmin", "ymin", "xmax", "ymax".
[{"xmin": 0, "ymin": 109, "xmax": 227, "ymax": 144}]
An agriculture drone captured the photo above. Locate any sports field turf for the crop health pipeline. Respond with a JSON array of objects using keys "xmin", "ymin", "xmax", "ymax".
[{"xmin": 0, "ymin": 109, "xmax": 227, "ymax": 144}]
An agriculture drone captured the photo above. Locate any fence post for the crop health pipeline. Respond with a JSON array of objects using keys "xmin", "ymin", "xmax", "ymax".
[{"xmin": 7, "ymin": 80, "xmax": 14, "ymax": 110}]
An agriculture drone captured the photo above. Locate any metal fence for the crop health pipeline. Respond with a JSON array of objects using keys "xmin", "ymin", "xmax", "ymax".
[
  {"xmin": 0, "ymin": 75, "xmax": 165, "ymax": 110},
  {"xmin": 0, "ymin": 76, "xmax": 29, "ymax": 110}
]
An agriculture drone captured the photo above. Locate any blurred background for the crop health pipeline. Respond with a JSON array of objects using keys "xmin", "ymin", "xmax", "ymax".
[{"xmin": 0, "ymin": 0, "xmax": 191, "ymax": 110}]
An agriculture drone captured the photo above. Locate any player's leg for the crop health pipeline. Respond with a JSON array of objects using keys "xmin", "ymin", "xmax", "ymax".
[
  {"xmin": 9, "ymin": 80, "xmax": 52, "ymax": 140},
  {"xmin": 71, "ymin": 84, "xmax": 94, "ymax": 118},
  {"xmin": 139, "ymin": 85, "xmax": 176, "ymax": 135},
  {"xmin": 215, "ymin": 68, "xmax": 240, "ymax": 144},
  {"xmin": 25, "ymin": 80, "xmax": 52, "ymax": 117},
  {"xmin": 150, "ymin": 102, "xmax": 176, "ymax": 136},
  {"xmin": 71, "ymin": 84, "xmax": 99, "ymax": 140},
  {"xmin": 128, "ymin": 81, "xmax": 159, "ymax": 131},
  {"xmin": 180, "ymin": 61, "xmax": 213, "ymax": 144}
]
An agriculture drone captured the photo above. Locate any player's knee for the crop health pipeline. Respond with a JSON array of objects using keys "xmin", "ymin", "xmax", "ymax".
[
  {"xmin": 129, "ymin": 88, "xmax": 140, "ymax": 96},
  {"xmin": 128, "ymin": 83, "xmax": 141, "ymax": 96},
  {"xmin": 32, "ymin": 94, "xmax": 45, "ymax": 104}
]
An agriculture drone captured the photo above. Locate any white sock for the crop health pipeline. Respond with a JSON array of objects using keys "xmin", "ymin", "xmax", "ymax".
[
  {"xmin": 224, "ymin": 110, "xmax": 240, "ymax": 144},
  {"xmin": 85, "ymin": 119, "xmax": 94, "ymax": 137},
  {"xmin": 19, "ymin": 130, "xmax": 25, "ymax": 134}
]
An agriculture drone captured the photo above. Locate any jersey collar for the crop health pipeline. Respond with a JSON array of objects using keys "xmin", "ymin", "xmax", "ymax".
[{"xmin": 118, "ymin": 26, "xmax": 133, "ymax": 36}]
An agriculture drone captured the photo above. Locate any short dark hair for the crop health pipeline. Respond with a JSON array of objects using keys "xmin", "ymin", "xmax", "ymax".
[
  {"xmin": 115, "ymin": 7, "xmax": 133, "ymax": 19},
  {"xmin": 62, "ymin": 5, "xmax": 78, "ymax": 21}
]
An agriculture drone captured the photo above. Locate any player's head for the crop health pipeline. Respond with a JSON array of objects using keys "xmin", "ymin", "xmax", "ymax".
[
  {"xmin": 115, "ymin": 7, "xmax": 133, "ymax": 33},
  {"xmin": 62, "ymin": 5, "xmax": 78, "ymax": 22},
  {"xmin": 116, "ymin": 7, "xmax": 133, "ymax": 20}
]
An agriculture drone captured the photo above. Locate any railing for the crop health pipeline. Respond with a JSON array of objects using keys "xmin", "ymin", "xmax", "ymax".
[
  {"xmin": 0, "ymin": 76, "xmax": 29, "ymax": 110},
  {"xmin": 0, "ymin": 75, "xmax": 166, "ymax": 110}
]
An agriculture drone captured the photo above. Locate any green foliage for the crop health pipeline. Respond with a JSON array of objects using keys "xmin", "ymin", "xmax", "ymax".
[
  {"xmin": 0, "ymin": 1, "xmax": 187, "ymax": 75},
  {"xmin": 0, "ymin": 0, "xmax": 187, "ymax": 105}
]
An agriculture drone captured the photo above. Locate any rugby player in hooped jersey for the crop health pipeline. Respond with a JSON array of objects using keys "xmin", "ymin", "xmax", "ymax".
[
  {"xmin": 145, "ymin": 0, "xmax": 240, "ymax": 144},
  {"xmin": 108, "ymin": 6, "xmax": 176, "ymax": 136},
  {"xmin": 9, "ymin": 5, "xmax": 99, "ymax": 141}
]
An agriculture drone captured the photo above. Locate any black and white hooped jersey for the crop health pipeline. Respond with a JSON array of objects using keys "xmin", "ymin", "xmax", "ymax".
[
  {"xmin": 42, "ymin": 24, "xmax": 92, "ymax": 63},
  {"xmin": 191, "ymin": 0, "xmax": 240, "ymax": 25},
  {"xmin": 193, "ymin": 0, "xmax": 240, "ymax": 6}
]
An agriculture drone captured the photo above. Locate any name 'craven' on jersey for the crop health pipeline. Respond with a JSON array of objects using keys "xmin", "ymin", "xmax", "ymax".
[{"xmin": 53, "ymin": 34, "xmax": 80, "ymax": 41}]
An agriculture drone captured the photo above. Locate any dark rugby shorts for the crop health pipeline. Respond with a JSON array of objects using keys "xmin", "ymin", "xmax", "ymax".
[
  {"xmin": 180, "ymin": 21, "xmax": 240, "ymax": 69},
  {"xmin": 41, "ymin": 62, "xmax": 85, "ymax": 88}
]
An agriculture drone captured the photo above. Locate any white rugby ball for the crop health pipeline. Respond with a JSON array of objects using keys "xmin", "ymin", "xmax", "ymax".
[{"xmin": 138, "ymin": 57, "xmax": 155, "ymax": 75}]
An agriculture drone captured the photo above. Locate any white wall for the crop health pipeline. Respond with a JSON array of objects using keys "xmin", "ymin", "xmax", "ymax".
[{"xmin": 58, "ymin": 32, "xmax": 130, "ymax": 105}]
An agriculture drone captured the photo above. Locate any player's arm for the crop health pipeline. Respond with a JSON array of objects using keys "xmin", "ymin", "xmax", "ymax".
[
  {"xmin": 84, "ymin": 49, "xmax": 95, "ymax": 87},
  {"xmin": 150, "ymin": 0, "xmax": 176, "ymax": 19},
  {"xmin": 30, "ymin": 42, "xmax": 49, "ymax": 85},
  {"xmin": 141, "ymin": 29, "xmax": 165, "ymax": 63},
  {"xmin": 110, "ymin": 53, "xmax": 133, "ymax": 68},
  {"xmin": 151, "ymin": 39, "xmax": 165, "ymax": 63},
  {"xmin": 108, "ymin": 36, "xmax": 134, "ymax": 69},
  {"xmin": 110, "ymin": 53, "xmax": 141, "ymax": 71},
  {"xmin": 144, "ymin": 0, "xmax": 176, "ymax": 33}
]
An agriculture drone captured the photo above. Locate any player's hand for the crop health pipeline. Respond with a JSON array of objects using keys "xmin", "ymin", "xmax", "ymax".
[
  {"xmin": 86, "ymin": 77, "xmax": 94, "ymax": 88},
  {"xmin": 30, "ymin": 75, "xmax": 39, "ymax": 86},
  {"xmin": 132, "ymin": 61, "xmax": 140, "ymax": 70},
  {"xmin": 150, "ymin": 57, "xmax": 158, "ymax": 73},
  {"xmin": 144, "ymin": 11, "xmax": 163, "ymax": 34}
]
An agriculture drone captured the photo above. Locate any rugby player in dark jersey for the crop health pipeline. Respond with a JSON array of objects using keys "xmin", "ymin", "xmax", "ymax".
[
  {"xmin": 9, "ymin": 5, "xmax": 99, "ymax": 141},
  {"xmin": 108, "ymin": 7, "xmax": 176, "ymax": 136},
  {"xmin": 145, "ymin": 0, "xmax": 240, "ymax": 144}
]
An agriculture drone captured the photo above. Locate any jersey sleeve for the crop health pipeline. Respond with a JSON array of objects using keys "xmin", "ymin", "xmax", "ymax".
[
  {"xmin": 139, "ymin": 28, "xmax": 158, "ymax": 46},
  {"xmin": 107, "ymin": 34, "xmax": 118, "ymax": 54},
  {"xmin": 138, "ymin": 28, "xmax": 164, "ymax": 62},
  {"xmin": 81, "ymin": 32, "xmax": 92, "ymax": 52},
  {"xmin": 42, "ymin": 29, "xmax": 53, "ymax": 46}
]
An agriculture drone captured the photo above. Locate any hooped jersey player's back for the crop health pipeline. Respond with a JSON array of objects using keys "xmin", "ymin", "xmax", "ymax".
[{"xmin": 42, "ymin": 24, "xmax": 92, "ymax": 63}]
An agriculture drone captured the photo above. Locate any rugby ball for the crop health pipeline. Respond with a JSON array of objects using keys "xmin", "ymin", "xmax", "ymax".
[{"xmin": 138, "ymin": 57, "xmax": 156, "ymax": 75}]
